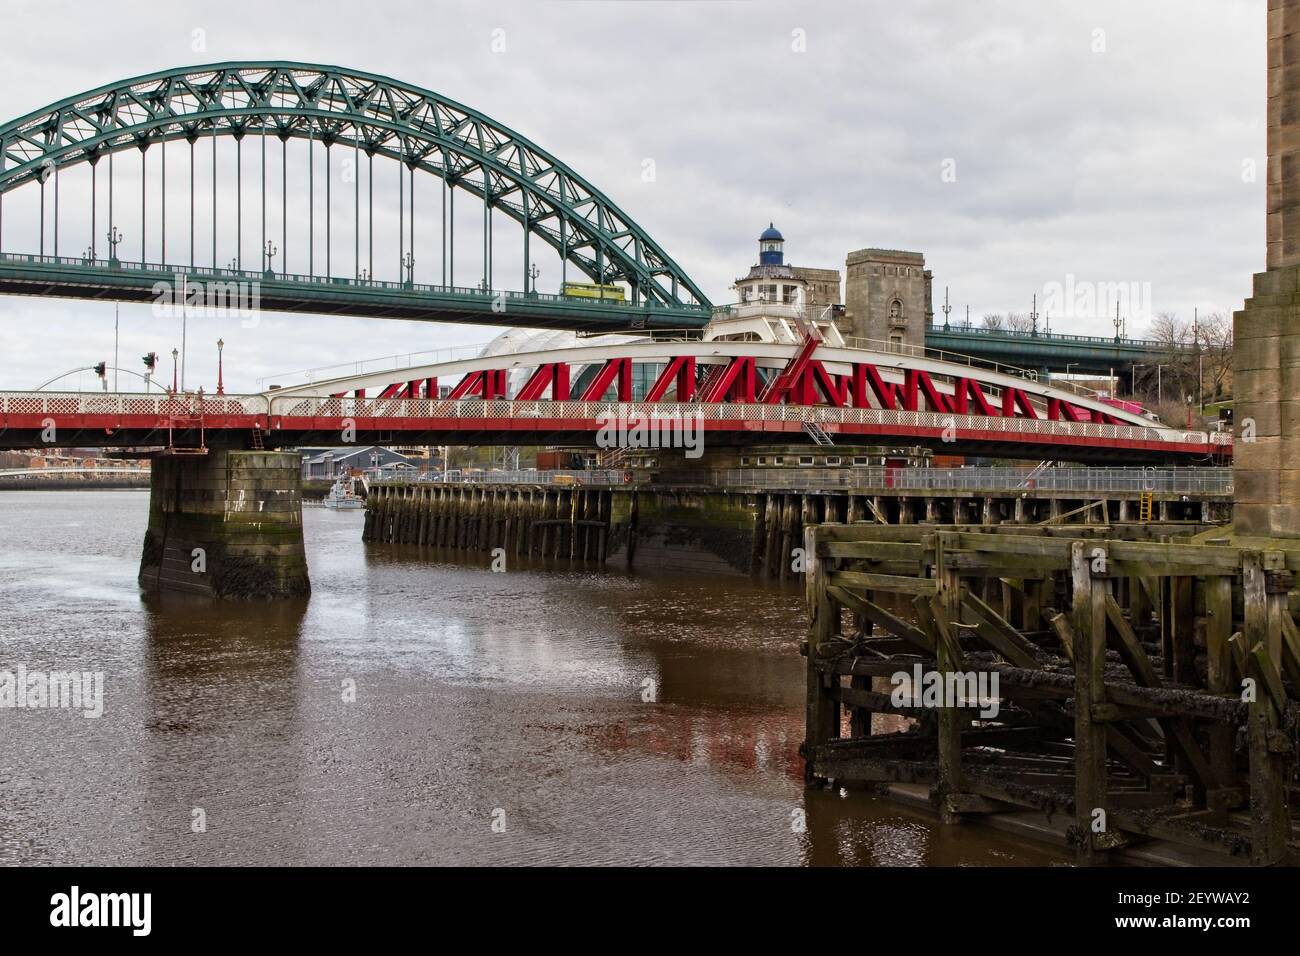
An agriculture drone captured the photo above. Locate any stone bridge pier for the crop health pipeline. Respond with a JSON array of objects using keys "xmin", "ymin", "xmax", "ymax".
[
  {"xmin": 1236, "ymin": 0, "xmax": 1300, "ymax": 536},
  {"xmin": 138, "ymin": 450, "xmax": 310, "ymax": 599}
]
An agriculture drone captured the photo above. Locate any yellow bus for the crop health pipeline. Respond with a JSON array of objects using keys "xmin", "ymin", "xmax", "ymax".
[{"xmin": 561, "ymin": 281, "xmax": 626, "ymax": 302}]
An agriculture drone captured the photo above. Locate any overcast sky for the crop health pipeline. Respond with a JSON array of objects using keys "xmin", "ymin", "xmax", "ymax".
[{"xmin": 0, "ymin": 0, "xmax": 1266, "ymax": 392}]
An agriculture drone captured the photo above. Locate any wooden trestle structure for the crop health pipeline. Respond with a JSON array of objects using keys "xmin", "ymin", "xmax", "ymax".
[{"xmin": 802, "ymin": 523, "xmax": 1300, "ymax": 865}]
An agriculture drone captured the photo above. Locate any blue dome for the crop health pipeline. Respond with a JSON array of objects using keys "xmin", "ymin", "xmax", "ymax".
[{"xmin": 759, "ymin": 222, "xmax": 783, "ymax": 242}]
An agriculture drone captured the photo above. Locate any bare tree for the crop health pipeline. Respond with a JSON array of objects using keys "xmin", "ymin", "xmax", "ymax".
[
  {"xmin": 1005, "ymin": 311, "xmax": 1034, "ymax": 333},
  {"xmin": 981, "ymin": 312, "xmax": 1005, "ymax": 331},
  {"xmin": 1134, "ymin": 311, "xmax": 1199, "ymax": 408},
  {"xmin": 1197, "ymin": 311, "xmax": 1233, "ymax": 404}
]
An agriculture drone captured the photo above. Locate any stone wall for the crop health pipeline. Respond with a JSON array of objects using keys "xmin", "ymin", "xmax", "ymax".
[{"xmin": 1233, "ymin": 0, "xmax": 1300, "ymax": 537}]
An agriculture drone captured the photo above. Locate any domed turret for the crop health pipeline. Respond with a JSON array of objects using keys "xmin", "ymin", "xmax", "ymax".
[{"xmin": 758, "ymin": 223, "xmax": 784, "ymax": 265}]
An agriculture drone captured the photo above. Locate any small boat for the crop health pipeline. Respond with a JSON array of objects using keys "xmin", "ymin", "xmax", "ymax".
[{"xmin": 324, "ymin": 474, "xmax": 366, "ymax": 510}]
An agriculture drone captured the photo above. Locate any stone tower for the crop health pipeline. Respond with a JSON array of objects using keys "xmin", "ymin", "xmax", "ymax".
[
  {"xmin": 1234, "ymin": 0, "xmax": 1300, "ymax": 536},
  {"xmin": 843, "ymin": 248, "xmax": 933, "ymax": 348}
]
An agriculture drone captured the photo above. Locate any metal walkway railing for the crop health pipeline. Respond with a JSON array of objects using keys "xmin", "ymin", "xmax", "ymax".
[{"xmin": 376, "ymin": 466, "xmax": 1232, "ymax": 495}]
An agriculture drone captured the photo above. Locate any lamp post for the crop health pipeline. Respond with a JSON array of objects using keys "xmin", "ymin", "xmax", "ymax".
[
  {"xmin": 217, "ymin": 338, "xmax": 225, "ymax": 396},
  {"xmin": 171, "ymin": 348, "xmax": 179, "ymax": 394},
  {"xmin": 528, "ymin": 262, "xmax": 540, "ymax": 295},
  {"xmin": 106, "ymin": 226, "xmax": 122, "ymax": 265},
  {"xmin": 1194, "ymin": 307, "xmax": 1204, "ymax": 412},
  {"xmin": 1133, "ymin": 363, "xmax": 1167, "ymax": 404},
  {"xmin": 264, "ymin": 240, "xmax": 278, "ymax": 277}
]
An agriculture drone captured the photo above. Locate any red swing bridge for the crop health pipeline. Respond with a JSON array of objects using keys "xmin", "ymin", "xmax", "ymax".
[
  {"xmin": 0, "ymin": 331, "xmax": 1230, "ymax": 464},
  {"xmin": 0, "ymin": 60, "xmax": 1232, "ymax": 607}
]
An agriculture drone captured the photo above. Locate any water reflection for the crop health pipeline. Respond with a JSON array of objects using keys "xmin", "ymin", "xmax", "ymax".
[{"xmin": 0, "ymin": 491, "xmax": 1066, "ymax": 865}]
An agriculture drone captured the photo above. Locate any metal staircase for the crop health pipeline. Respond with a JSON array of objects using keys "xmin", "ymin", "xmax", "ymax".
[
  {"xmin": 802, "ymin": 421, "xmax": 834, "ymax": 446},
  {"xmin": 599, "ymin": 446, "xmax": 628, "ymax": 468},
  {"xmin": 164, "ymin": 397, "xmax": 208, "ymax": 455},
  {"xmin": 759, "ymin": 308, "xmax": 823, "ymax": 403},
  {"xmin": 1017, "ymin": 460, "xmax": 1055, "ymax": 487},
  {"xmin": 694, "ymin": 363, "xmax": 729, "ymax": 403}
]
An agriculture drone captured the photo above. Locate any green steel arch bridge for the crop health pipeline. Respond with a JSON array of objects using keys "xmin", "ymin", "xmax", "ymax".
[
  {"xmin": 0, "ymin": 62, "xmax": 711, "ymax": 331},
  {"xmin": 926, "ymin": 325, "xmax": 1185, "ymax": 378},
  {"xmin": 0, "ymin": 61, "xmax": 1192, "ymax": 372}
]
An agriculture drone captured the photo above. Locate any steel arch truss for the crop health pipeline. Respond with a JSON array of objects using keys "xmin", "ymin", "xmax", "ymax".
[{"xmin": 0, "ymin": 61, "xmax": 709, "ymax": 307}]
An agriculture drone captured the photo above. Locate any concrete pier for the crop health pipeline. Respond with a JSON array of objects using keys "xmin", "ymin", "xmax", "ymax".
[{"xmin": 139, "ymin": 450, "xmax": 310, "ymax": 599}]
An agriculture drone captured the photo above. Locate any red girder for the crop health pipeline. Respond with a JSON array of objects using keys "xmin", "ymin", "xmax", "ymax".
[
  {"xmin": 1001, "ymin": 387, "xmax": 1038, "ymax": 419},
  {"xmin": 790, "ymin": 361, "xmax": 848, "ymax": 407},
  {"xmin": 951, "ymin": 378, "xmax": 997, "ymax": 416},
  {"xmin": 1048, "ymin": 398, "xmax": 1088, "ymax": 423},
  {"xmin": 646, "ymin": 356, "xmax": 696, "ymax": 402},
  {"xmin": 759, "ymin": 335, "xmax": 820, "ymax": 403},
  {"xmin": 353, "ymin": 352, "xmax": 1130, "ymax": 428},
  {"xmin": 579, "ymin": 358, "xmax": 633, "ymax": 402},
  {"xmin": 516, "ymin": 363, "xmax": 571, "ymax": 401},
  {"xmin": 904, "ymin": 369, "xmax": 952, "ymax": 414},
  {"xmin": 449, "ymin": 369, "xmax": 509, "ymax": 400},
  {"xmin": 852, "ymin": 364, "xmax": 899, "ymax": 410},
  {"xmin": 699, "ymin": 357, "xmax": 756, "ymax": 403}
]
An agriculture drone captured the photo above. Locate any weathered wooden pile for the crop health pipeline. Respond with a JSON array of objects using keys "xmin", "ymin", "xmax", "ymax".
[
  {"xmin": 802, "ymin": 522, "xmax": 1300, "ymax": 865},
  {"xmin": 363, "ymin": 482, "xmax": 612, "ymax": 562}
]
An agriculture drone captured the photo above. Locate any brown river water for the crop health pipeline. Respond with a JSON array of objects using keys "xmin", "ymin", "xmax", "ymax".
[{"xmin": 0, "ymin": 490, "xmax": 1065, "ymax": 866}]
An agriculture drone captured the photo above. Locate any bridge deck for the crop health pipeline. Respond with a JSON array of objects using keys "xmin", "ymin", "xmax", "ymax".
[
  {"xmin": 0, "ymin": 391, "xmax": 1231, "ymax": 464},
  {"xmin": 0, "ymin": 254, "xmax": 711, "ymax": 332}
]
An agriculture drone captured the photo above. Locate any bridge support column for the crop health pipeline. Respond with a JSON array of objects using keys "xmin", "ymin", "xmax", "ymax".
[
  {"xmin": 138, "ymin": 450, "xmax": 309, "ymax": 599},
  {"xmin": 1235, "ymin": 0, "xmax": 1300, "ymax": 537}
]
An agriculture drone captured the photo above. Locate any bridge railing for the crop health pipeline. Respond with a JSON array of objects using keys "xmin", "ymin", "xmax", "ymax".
[
  {"xmin": 0, "ymin": 392, "xmax": 267, "ymax": 416},
  {"xmin": 371, "ymin": 466, "xmax": 1233, "ymax": 494},
  {"xmin": 0, "ymin": 252, "xmax": 714, "ymax": 315},
  {"xmin": 0, "ymin": 391, "xmax": 1231, "ymax": 450},
  {"xmin": 677, "ymin": 466, "xmax": 1233, "ymax": 494},
  {"xmin": 268, "ymin": 395, "xmax": 1226, "ymax": 447},
  {"xmin": 411, "ymin": 469, "xmax": 630, "ymax": 485},
  {"xmin": 0, "ymin": 467, "xmax": 150, "ymax": 479},
  {"xmin": 838, "ymin": 334, "xmax": 1104, "ymax": 401},
  {"xmin": 927, "ymin": 323, "xmax": 1186, "ymax": 351}
]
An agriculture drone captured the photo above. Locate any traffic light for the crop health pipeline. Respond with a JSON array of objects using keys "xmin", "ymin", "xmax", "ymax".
[
  {"xmin": 142, "ymin": 352, "xmax": 158, "ymax": 373},
  {"xmin": 92, "ymin": 362, "xmax": 107, "ymax": 378}
]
